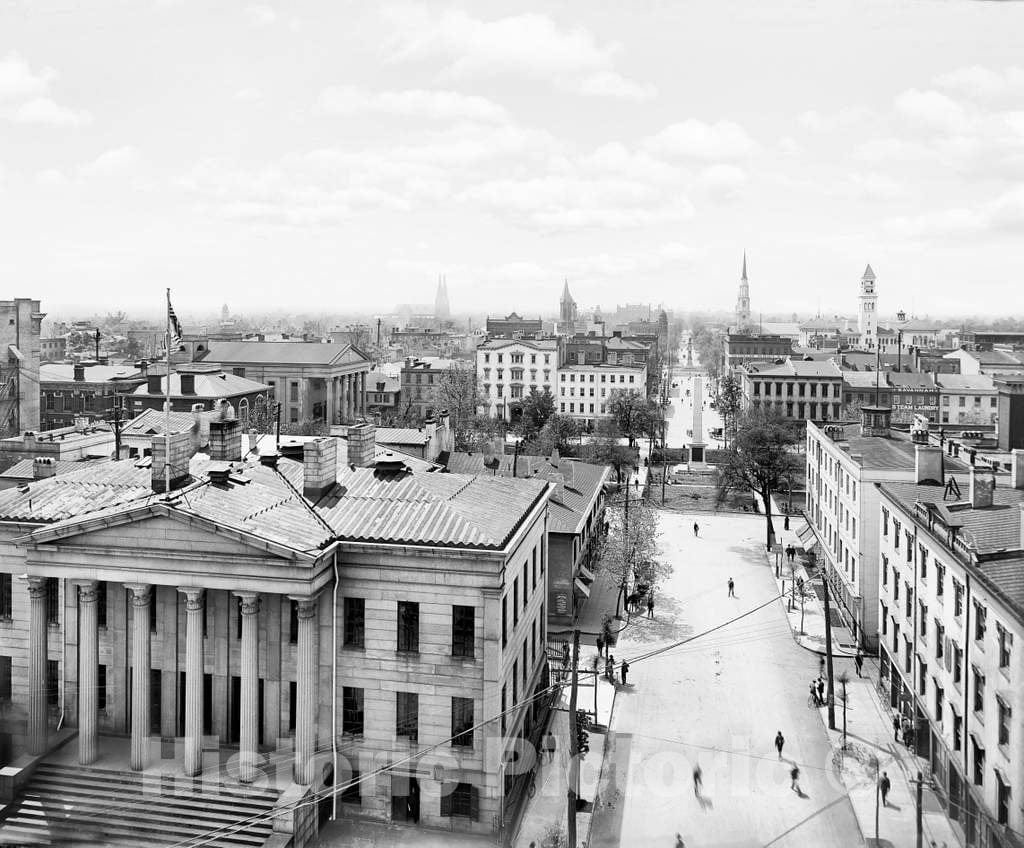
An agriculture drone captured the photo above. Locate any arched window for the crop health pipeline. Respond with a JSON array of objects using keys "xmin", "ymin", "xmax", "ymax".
[{"xmin": 238, "ymin": 397, "xmax": 249, "ymax": 427}]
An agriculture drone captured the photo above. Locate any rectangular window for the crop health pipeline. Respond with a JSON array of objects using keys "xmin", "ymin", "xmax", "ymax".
[
  {"xmin": 973, "ymin": 738, "xmax": 985, "ymax": 786},
  {"xmin": 451, "ymin": 696, "xmax": 474, "ymax": 748},
  {"xmin": 974, "ymin": 601, "xmax": 987, "ymax": 642},
  {"xmin": 0, "ymin": 574, "xmax": 10, "ymax": 618},
  {"xmin": 500, "ymin": 685, "xmax": 507, "ymax": 735},
  {"xmin": 502, "ymin": 597, "xmax": 508, "ymax": 649},
  {"xmin": 396, "ymin": 691, "xmax": 418, "ymax": 743},
  {"xmin": 935, "ymin": 622, "xmax": 945, "ymax": 660},
  {"xmin": 452, "ymin": 605, "xmax": 475, "ymax": 658},
  {"xmin": 46, "ymin": 659, "xmax": 59, "ymax": 706},
  {"xmin": 998, "ymin": 697, "xmax": 1011, "ymax": 746},
  {"xmin": 973, "ymin": 667, "xmax": 985, "ymax": 714},
  {"xmin": 998, "ymin": 623, "xmax": 1013, "ymax": 669},
  {"xmin": 289, "ymin": 600, "xmax": 299, "ymax": 645},
  {"xmin": 441, "ymin": 782, "xmax": 479, "ymax": 820},
  {"xmin": 513, "ymin": 578, "xmax": 519, "ymax": 628},
  {"xmin": 344, "ymin": 598, "xmax": 365, "ymax": 648},
  {"xmin": 397, "ymin": 602, "xmax": 419, "ymax": 653},
  {"xmin": 934, "ymin": 680, "xmax": 943, "ymax": 725},
  {"xmin": 97, "ymin": 582, "xmax": 107, "ymax": 629},
  {"xmin": 236, "ymin": 596, "xmax": 243, "ymax": 639},
  {"xmin": 919, "ymin": 546, "xmax": 928, "ymax": 580},
  {"xmin": 0, "ymin": 656, "xmax": 10, "ymax": 702},
  {"xmin": 532, "ymin": 548, "xmax": 537, "ymax": 590},
  {"xmin": 343, "ymin": 686, "xmax": 364, "ymax": 735},
  {"xmin": 954, "ymin": 579, "xmax": 964, "ymax": 617},
  {"xmin": 936, "ymin": 562, "xmax": 945, "ymax": 597},
  {"xmin": 46, "ymin": 578, "xmax": 59, "ymax": 625},
  {"xmin": 953, "ymin": 643, "xmax": 963, "ymax": 686},
  {"xmin": 98, "ymin": 663, "xmax": 107, "ymax": 710},
  {"xmin": 998, "ymin": 773, "xmax": 1011, "ymax": 826}
]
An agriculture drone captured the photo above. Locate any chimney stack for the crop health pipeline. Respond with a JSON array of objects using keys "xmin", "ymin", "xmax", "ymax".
[
  {"xmin": 969, "ymin": 467, "xmax": 995, "ymax": 509},
  {"xmin": 73, "ymin": 364, "xmax": 85, "ymax": 382},
  {"xmin": 1011, "ymin": 449, "xmax": 1024, "ymax": 490},
  {"xmin": 347, "ymin": 422, "xmax": 376, "ymax": 468},
  {"xmin": 915, "ymin": 445, "xmax": 943, "ymax": 485},
  {"xmin": 302, "ymin": 437, "xmax": 338, "ymax": 501},
  {"xmin": 152, "ymin": 430, "xmax": 194, "ymax": 493},
  {"xmin": 209, "ymin": 418, "xmax": 241, "ymax": 462},
  {"xmin": 33, "ymin": 457, "xmax": 57, "ymax": 480}
]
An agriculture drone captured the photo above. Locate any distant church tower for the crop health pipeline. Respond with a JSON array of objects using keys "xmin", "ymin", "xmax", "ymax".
[
  {"xmin": 560, "ymin": 280, "xmax": 578, "ymax": 331},
  {"xmin": 858, "ymin": 264, "xmax": 877, "ymax": 350},
  {"xmin": 734, "ymin": 252, "xmax": 752, "ymax": 332},
  {"xmin": 434, "ymin": 275, "xmax": 451, "ymax": 321}
]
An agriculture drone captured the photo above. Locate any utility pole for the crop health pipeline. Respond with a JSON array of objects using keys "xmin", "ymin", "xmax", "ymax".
[
  {"xmin": 94, "ymin": 328, "xmax": 101, "ymax": 361},
  {"xmin": 915, "ymin": 771, "xmax": 924, "ymax": 848},
  {"xmin": 567, "ymin": 628, "xmax": 581, "ymax": 848},
  {"xmin": 822, "ymin": 576, "xmax": 836, "ymax": 730}
]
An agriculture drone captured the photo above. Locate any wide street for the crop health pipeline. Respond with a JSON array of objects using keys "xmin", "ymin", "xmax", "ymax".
[{"xmin": 589, "ymin": 510, "xmax": 862, "ymax": 848}]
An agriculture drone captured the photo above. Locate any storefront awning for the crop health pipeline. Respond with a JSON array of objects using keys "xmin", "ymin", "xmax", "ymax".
[
  {"xmin": 573, "ymin": 578, "xmax": 591, "ymax": 598},
  {"xmin": 577, "ymin": 564, "xmax": 595, "ymax": 583}
]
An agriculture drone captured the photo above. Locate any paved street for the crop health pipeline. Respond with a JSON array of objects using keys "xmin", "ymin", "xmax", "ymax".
[{"xmin": 589, "ymin": 511, "xmax": 863, "ymax": 848}]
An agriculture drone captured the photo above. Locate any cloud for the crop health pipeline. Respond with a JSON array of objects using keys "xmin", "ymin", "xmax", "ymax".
[
  {"xmin": 643, "ymin": 120, "xmax": 758, "ymax": 160},
  {"xmin": 246, "ymin": 5, "xmax": 278, "ymax": 26},
  {"xmin": 894, "ymin": 89, "xmax": 971, "ymax": 134},
  {"xmin": 315, "ymin": 86, "xmax": 508, "ymax": 122},
  {"xmin": 559, "ymin": 242, "xmax": 697, "ymax": 277},
  {"xmin": 383, "ymin": 7, "xmax": 654, "ymax": 99},
  {"xmin": 5, "ymin": 97, "xmax": 91, "ymax": 127},
  {"xmin": 936, "ymin": 66, "xmax": 1024, "ymax": 100},
  {"xmin": 695, "ymin": 164, "xmax": 747, "ymax": 200},
  {"xmin": 80, "ymin": 146, "xmax": 143, "ymax": 179},
  {"xmin": 883, "ymin": 186, "xmax": 1024, "ymax": 239},
  {"xmin": 0, "ymin": 54, "xmax": 54, "ymax": 101}
]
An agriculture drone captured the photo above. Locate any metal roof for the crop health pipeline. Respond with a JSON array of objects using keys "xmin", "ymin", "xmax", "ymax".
[
  {"xmin": 206, "ymin": 341, "xmax": 363, "ymax": 366},
  {"xmin": 132, "ymin": 371, "xmax": 270, "ymax": 398}
]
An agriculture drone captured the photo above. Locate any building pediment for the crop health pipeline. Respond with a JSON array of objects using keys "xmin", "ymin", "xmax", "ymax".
[{"xmin": 18, "ymin": 504, "xmax": 329, "ymax": 593}]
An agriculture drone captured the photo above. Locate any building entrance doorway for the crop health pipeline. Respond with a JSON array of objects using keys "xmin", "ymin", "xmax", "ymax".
[{"xmin": 391, "ymin": 774, "xmax": 420, "ymax": 823}]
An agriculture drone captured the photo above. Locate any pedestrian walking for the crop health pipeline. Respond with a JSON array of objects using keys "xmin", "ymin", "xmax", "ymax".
[
  {"xmin": 606, "ymin": 654, "xmax": 615, "ymax": 682},
  {"xmin": 880, "ymin": 771, "xmax": 891, "ymax": 807},
  {"xmin": 774, "ymin": 731, "xmax": 785, "ymax": 759},
  {"xmin": 727, "ymin": 578, "xmax": 735, "ymax": 598},
  {"xmin": 693, "ymin": 521, "xmax": 699, "ymax": 537},
  {"xmin": 692, "ymin": 764, "xmax": 703, "ymax": 796},
  {"xmin": 810, "ymin": 680, "xmax": 820, "ymax": 706},
  {"xmin": 819, "ymin": 656, "xmax": 825, "ymax": 677},
  {"xmin": 596, "ymin": 634, "xmax": 605, "ymax": 657},
  {"xmin": 855, "ymin": 649, "xmax": 864, "ymax": 678},
  {"xmin": 647, "ymin": 597, "xmax": 655, "ymax": 619},
  {"xmin": 816, "ymin": 677, "xmax": 825, "ymax": 705},
  {"xmin": 790, "ymin": 765, "xmax": 801, "ymax": 794},
  {"xmin": 675, "ymin": 834, "xmax": 686, "ymax": 848},
  {"xmin": 893, "ymin": 715, "xmax": 901, "ymax": 742},
  {"xmin": 543, "ymin": 731, "xmax": 557, "ymax": 763},
  {"xmin": 620, "ymin": 660, "xmax": 630, "ymax": 685}
]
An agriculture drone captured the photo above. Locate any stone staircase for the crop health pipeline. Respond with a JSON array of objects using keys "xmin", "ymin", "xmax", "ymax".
[{"xmin": 0, "ymin": 763, "xmax": 281, "ymax": 847}]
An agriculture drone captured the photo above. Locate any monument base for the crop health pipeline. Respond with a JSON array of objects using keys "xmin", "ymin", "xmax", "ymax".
[{"xmin": 689, "ymin": 441, "xmax": 707, "ymax": 469}]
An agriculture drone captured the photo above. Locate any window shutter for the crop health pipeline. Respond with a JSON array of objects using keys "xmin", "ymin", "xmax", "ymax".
[
  {"xmin": 470, "ymin": 785, "xmax": 480, "ymax": 821},
  {"xmin": 440, "ymin": 787, "xmax": 452, "ymax": 817}
]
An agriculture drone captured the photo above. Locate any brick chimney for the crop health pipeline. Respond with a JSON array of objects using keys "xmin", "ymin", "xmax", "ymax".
[
  {"xmin": 33, "ymin": 457, "xmax": 57, "ymax": 480},
  {"xmin": 347, "ymin": 422, "xmax": 376, "ymax": 468},
  {"xmin": 1011, "ymin": 449, "xmax": 1024, "ymax": 490},
  {"xmin": 302, "ymin": 437, "xmax": 337, "ymax": 501},
  {"xmin": 73, "ymin": 364, "xmax": 85, "ymax": 382},
  {"xmin": 969, "ymin": 467, "xmax": 995, "ymax": 509},
  {"xmin": 915, "ymin": 445, "xmax": 943, "ymax": 485},
  {"xmin": 209, "ymin": 418, "xmax": 241, "ymax": 462},
  {"xmin": 152, "ymin": 430, "xmax": 194, "ymax": 493}
]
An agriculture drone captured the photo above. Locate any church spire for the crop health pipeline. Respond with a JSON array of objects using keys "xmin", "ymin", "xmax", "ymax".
[
  {"xmin": 742, "ymin": 251, "xmax": 748, "ymax": 282},
  {"xmin": 561, "ymin": 278, "xmax": 573, "ymax": 302}
]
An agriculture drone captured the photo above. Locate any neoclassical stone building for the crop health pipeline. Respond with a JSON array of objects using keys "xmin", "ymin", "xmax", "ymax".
[{"xmin": 0, "ymin": 417, "xmax": 552, "ymax": 845}]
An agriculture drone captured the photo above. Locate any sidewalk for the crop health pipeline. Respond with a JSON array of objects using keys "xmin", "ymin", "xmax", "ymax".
[
  {"xmin": 766, "ymin": 547, "xmax": 964, "ymax": 847},
  {"xmin": 511, "ymin": 670, "xmax": 618, "ymax": 848}
]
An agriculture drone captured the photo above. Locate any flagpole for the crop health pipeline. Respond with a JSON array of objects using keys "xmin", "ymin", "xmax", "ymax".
[{"xmin": 165, "ymin": 288, "xmax": 172, "ymax": 495}]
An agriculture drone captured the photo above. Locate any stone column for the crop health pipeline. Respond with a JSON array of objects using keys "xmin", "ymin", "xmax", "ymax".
[
  {"xmin": 292, "ymin": 596, "xmax": 317, "ymax": 785},
  {"xmin": 77, "ymin": 581, "xmax": 99, "ymax": 765},
  {"xmin": 326, "ymin": 377, "xmax": 336, "ymax": 426},
  {"xmin": 178, "ymin": 587, "xmax": 205, "ymax": 777},
  {"xmin": 127, "ymin": 583, "xmax": 152, "ymax": 771},
  {"xmin": 235, "ymin": 591, "xmax": 260, "ymax": 783},
  {"xmin": 358, "ymin": 372, "xmax": 365, "ymax": 415},
  {"xmin": 348, "ymin": 374, "xmax": 356, "ymax": 420},
  {"xmin": 337, "ymin": 375, "xmax": 346, "ymax": 424},
  {"xmin": 27, "ymin": 577, "xmax": 49, "ymax": 756}
]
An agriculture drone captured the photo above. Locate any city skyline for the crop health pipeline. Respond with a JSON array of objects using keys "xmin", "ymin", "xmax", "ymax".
[{"xmin": 1, "ymin": 1, "xmax": 1023, "ymax": 315}]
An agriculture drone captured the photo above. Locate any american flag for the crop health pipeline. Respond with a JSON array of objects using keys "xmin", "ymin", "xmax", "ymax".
[{"xmin": 168, "ymin": 296, "xmax": 184, "ymax": 348}]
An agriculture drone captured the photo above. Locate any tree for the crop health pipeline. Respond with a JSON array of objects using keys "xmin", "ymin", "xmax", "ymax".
[
  {"xmin": 600, "ymin": 492, "xmax": 662, "ymax": 617},
  {"xmin": 426, "ymin": 363, "xmax": 486, "ymax": 451},
  {"xmin": 716, "ymin": 408, "xmax": 802, "ymax": 548},
  {"xmin": 461, "ymin": 414, "xmax": 503, "ymax": 453},
  {"xmin": 718, "ymin": 373, "xmax": 743, "ymax": 448},
  {"xmin": 525, "ymin": 414, "xmax": 582, "ymax": 457},
  {"xmin": 608, "ymin": 390, "xmax": 651, "ymax": 447},
  {"xmin": 516, "ymin": 386, "xmax": 556, "ymax": 439},
  {"xmin": 581, "ymin": 419, "xmax": 635, "ymax": 485}
]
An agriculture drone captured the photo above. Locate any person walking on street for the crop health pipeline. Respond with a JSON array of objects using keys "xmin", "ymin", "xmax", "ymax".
[
  {"xmin": 816, "ymin": 677, "xmax": 826, "ymax": 706},
  {"xmin": 790, "ymin": 765, "xmax": 801, "ymax": 794},
  {"xmin": 880, "ymin": 771, "xmax": 891, "ymax": 807},
  {"xmin": 675, "ymin": 834, "xmax": 686, "ymax": 848},
  {"xmin": 606, "ymin": 654, "xmax": 615, "ymax": 682},
  {"xmin": 855, "ymin": 649, "xmax": 864, "ymax": 678},
  {"xmin": 693, "ymin": 522, "xmax": 699, "ymax": 537},
  {"xmin": 810, "ymin": 680, "xmax": 820, "ymax": 706},
  {"xmin": 775, "ymin": 731, "xmax": 785, "ymax": 759},
  {"xmin": 620, "ymin": 660, "xmax": 630, "ymax": 686},
  {"xmin": 819, "ymin": 656, "xmax": 825, "ymax": 677},
  {"xmin": 893, "ymin": 715, "xmax": 901, "ymax": 743},
  {"xmin": 596, "ymin": 634, "xmax": 605, "ymax": 657},
  {"xmin": 647, "ymin": 597, "xmax": 655, "ymax": 619},
  {"xmin": 727, "ymin": 578, "xmax": 735, "ymax": 598},
  {"xmin": 543, "ymin": 731, "xmax": 557, "ymax": 764},
  {"xmin": 692, "ymin": 764, "xmax": 703, "ymax": 796}
]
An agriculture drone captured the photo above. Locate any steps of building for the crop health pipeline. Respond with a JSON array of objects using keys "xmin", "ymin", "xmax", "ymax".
[{"xmin": 0, "ymin": 763, "xmax": 282, "ymax": 847}]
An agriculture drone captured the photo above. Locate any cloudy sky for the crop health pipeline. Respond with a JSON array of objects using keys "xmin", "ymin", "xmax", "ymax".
[{"xmin": 1, "ymin": 0, "xmax": 1022, "ymax": 321}]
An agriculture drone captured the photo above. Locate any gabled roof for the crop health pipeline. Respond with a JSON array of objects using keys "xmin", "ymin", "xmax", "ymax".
[
  {"xmin": 0, "ymin": 457, "xmax": 109, "ymax": 481},
  {"xmin": 205, "ymin": 341, "xmax": 366, "ymax": 367},
  {"xmin": 132, "ymin": 371, "xmax": 270, "ymax": 398},
  {"xmin": 935, "ymin": 374, "xmax": 996, "ymax": 392},
  {"xmin": 40, "ymin": 364, "xmax": 144, "ymax": 383},
  {"xmin": 121, "ymin": 409, "xmax": 198, "ymax": 438},
  {"xmin": 374, "ymin": 427, "xmax": 430, "ymax": 447}
]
